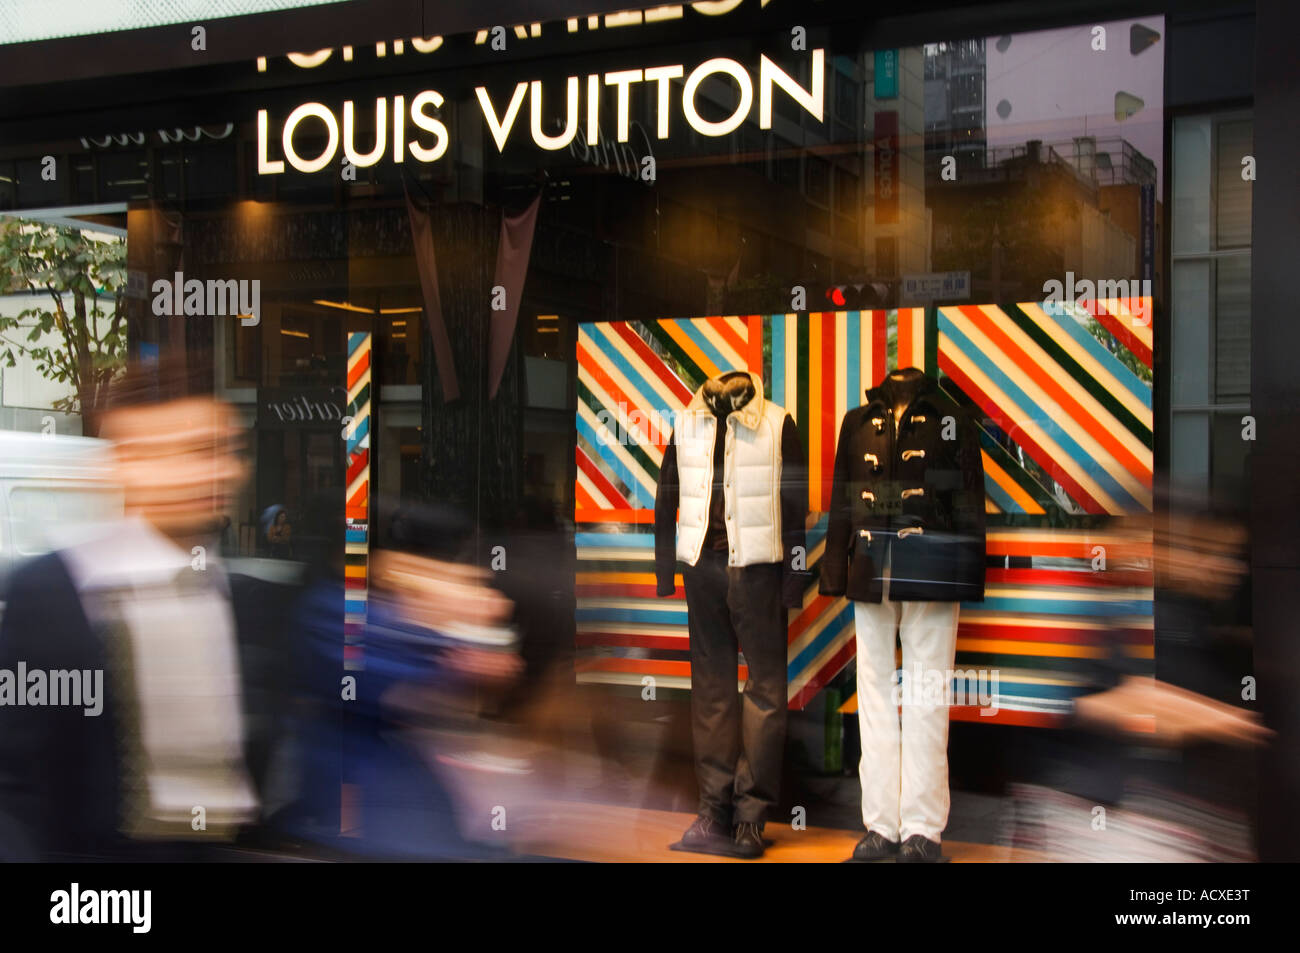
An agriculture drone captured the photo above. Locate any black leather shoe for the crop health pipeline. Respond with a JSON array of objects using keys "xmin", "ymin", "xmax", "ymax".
[
  {"xmin": 851, "ymin": 830, "xmax": 900, "ymax": 861},
  {"xmin": 732, "ymin": 821, "xmax": 766, "ymax": 859},
  {"xmin": 898, "ymin": 834, "xmax": 946, "ymax": 863},
  {"xmin": 670, "ymin": 814, "xmax": 735, "ymax": 855}
]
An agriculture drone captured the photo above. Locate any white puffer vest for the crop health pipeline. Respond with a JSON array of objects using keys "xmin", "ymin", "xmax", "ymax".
[{"xmin": 674, "ymin": 372, "xmax": 788, "ymax": 568}]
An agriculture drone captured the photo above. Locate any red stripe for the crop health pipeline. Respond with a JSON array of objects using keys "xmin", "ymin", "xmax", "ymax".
[
  {"xmin": 346, "ymin": 449, "xmax": 369, "ymax": 487},
  {"xmin": 959, "ymin": 304, "xmax": 1151, "ymax": 487},
  {"xmin": 707, "ymin": 315, "xmax": 748, "ymax": 363},
  {"xmin": 1089, "ymin": 300, "xmax": 1153, "ymax": 368},
  {"xmin": 985, "ymin": 568, "xmax": 1154, "ymax": 588},
  {"xmin": 938, "ymin": 351, "xmax": 1107, "ymax": 513},
  {"xmin": 608, "ymin": 321, "xmax": 692, "ymax": 406},
  {"xmin": 575, "ymin": 631, "xmax": 689, "ymax": 649},
  {"xmin": 576, "ymin": 447, "xmax": 631, "ymax": 508},
  {"xmin": 346, "ymin": 349, "xmax": 370, "ymax": 389},
  {"xmin": 950, "ymin": 707, "xmax": 1063, "ymax": 728},
  {"xmin": 575, "ymin": 658, "xmax": 749, "ymax": 682},
  {"xmin": 577, "ymin": 341, "xmax": 667, "ymax": 448},
  {"xmin": 788, "ymin": 640, "xmax": 857, "ymax": 710},
  {"xmin": 820, "ymin": 311, "xmax": 836, "ymax": 506},
  {"xmin": 958, "ymin": 621, "xmax": 1105, "ymax": 644},
  {"xmin": 747, "ymin": 315, "xmax": 764, "ymax": 374},
  {"xmin": 871, "ymin": 309, "xmax": 887, "ymax": 387},
  {"xmin": 787, "ymin": 594, "xmax": 837, "ymax": 644}
]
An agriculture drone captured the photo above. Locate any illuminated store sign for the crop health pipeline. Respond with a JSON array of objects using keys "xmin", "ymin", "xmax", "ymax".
[{"xmin": 256, "ymin": 49, "xmax": 824, "ymax": 174}]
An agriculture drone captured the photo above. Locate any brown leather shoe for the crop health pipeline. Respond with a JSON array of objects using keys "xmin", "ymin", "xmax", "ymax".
[
  {"xmin": 732, "ymin": 821, "xmax": 766, "ymax": 859},
  {"xmin": 851, "ymin": 830, "xmax": 900, "ymax": 861},
  {"xmin": 898, "ymin": 834, "xmax": 946, "ymax": 863},
  {"xmin": 673, "ymin": 814, "xmax": 732, "ymax": 853}
]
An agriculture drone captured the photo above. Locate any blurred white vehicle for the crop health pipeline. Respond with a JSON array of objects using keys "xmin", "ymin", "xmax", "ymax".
[{"xmin": 0, "ymin": 430, "xmax": 123, "ymax": 621}]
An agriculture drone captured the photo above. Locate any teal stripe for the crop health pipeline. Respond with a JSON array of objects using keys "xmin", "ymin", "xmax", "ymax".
[{"xmin": 940, "ymin": 314, "xmax": 1143, "ymax": 512}]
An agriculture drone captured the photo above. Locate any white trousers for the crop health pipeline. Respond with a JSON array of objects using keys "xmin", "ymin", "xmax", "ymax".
[{"xmin": 853, "ymin": 571, "xmax": 960, "ymax": 844}]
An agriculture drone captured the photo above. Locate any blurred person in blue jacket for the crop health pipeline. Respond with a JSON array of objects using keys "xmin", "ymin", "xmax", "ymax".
[{"xmin": 279, "ymin": 500, "xmax": 521, "ymax": 860}]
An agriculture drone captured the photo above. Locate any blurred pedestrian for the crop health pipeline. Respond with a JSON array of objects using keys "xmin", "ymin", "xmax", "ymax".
[{"xmin": 0, "ymin": 356, "xmax": 293, "ymax": 861}]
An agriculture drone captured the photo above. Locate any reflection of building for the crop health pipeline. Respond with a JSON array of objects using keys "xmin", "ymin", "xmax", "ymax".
[
  {"xmin": 924, "ymin": 39, "xmax": 986, "ymax": 172},
  {"xmin": 923, "ymin": 136, "xmax": 1159, "ymax": 304}
]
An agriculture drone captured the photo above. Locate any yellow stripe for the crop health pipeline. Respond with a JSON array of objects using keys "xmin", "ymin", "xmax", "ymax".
[
  {"xmin": 693, "ymin": 317, "xmax": 744, "ymax": 371},
  {"xmin": 577, "ymin": 363, "xmax": 665, "ymax": 464},
  {"xmin": 576, "ymin": 401, "xmax": 657, "ymax": 499},
  {"xmin": 586, "ymin": 324, "xmax": 681, "ymax": 414},
  {"xmin": 1097, "ymin": 297, "xmax": 1153, "ymax": 351},
  {"xmin": 576, "ymin": 468, "xmax": 614, "ymax": 509},
  {"xmin": 662, "ymin": 320, "xmax": 720, "ymax": 379},
  {"xmin": 980, "ymin": 304, "xmax": 1152, "ymax": 481},
  {"xmin": 940, "ymin": 323, "xmax": 1123, "ymax": 513},
  {"xmin": 949, "ymin": 306, "xmax": 1148, "ymax": 507},
  {"xmin": 1018, "ymin": 302, "xmax": 1151, "ymax": 428}
]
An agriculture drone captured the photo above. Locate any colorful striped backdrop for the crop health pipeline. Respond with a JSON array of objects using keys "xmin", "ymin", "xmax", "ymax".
[
  {"xmin": 344, "ymin": 331, "xmax": 371, "ymax": 671},
  {"xmin": 575, "ymin": 300, "xmax": 1153, "ymax": 726}
]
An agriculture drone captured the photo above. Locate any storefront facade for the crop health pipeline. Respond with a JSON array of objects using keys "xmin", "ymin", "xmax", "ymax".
[{"xmin": 2, "ymin": 0, "xmax": 1292, "ymax": 856}]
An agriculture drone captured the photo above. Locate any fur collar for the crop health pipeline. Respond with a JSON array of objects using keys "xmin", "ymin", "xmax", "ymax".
[{"xmin": 686, "ymin": 371, "xmax": 766, "ymax": 430}]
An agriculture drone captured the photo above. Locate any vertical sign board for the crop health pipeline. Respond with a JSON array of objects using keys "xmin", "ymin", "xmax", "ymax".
[
  {"xmin": 344, "ymin": 331, "xmax": 372, "ymax": 671},
  {"xmin": 1140, "ymin": 183, "xmax": 1155, "ymax": 284},
  {"xmin": 873, "ymin": 49, "xmax": 899, "ymax": 99},
  {"xmin": 874, "ymin": 110, "xmax": 900, "ymax": 224}
]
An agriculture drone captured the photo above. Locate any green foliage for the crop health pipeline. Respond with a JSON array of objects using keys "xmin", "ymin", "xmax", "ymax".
[
  {"xmin": 0, "ymin": 219, "xmax": 127, "ymax": 425},
  {"xmin": 1084, "ymin": 315, "xmax": 1153, "ymax": 384}
]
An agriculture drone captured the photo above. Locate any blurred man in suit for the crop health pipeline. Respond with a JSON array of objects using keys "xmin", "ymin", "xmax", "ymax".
[{"xmin": 0, "ymin": 357, "xmax": 292, "ymax": 861}]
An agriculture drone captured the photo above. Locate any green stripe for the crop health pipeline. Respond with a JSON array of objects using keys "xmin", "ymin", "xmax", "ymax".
[
  {"xmin": 977, "ymin": 427, "xmax": 1057, "ymax": 508},
  {"xmin": 1000, "ymin": 304, "xmax": 1152, "ymax": 449},
  {"xmin": 641, "ymin": 321, "xmax": 706, "ymax": 391},
  {"xmin": 576, "ymin": 380, "xmax": 660, "ymax": 482},
  {"xmin": 762, "ymin": 319, "xmax": 772, "ymax": 400},
  {"xmin": 796, "ymin": 315, "xmax": 809, "ymax": 449},
  {"xmin": 575, "ymin": 558, "xmax": 660, "ymax": 573},
  {"xmin": 924, "ymin": 306, "xmax": 939, "ymax": 378}
]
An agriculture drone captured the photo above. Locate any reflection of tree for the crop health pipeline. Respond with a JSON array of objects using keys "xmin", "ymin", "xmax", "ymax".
[
  {"xmin": 934, "ymin": 178, "xmax": 1075, "ymax": 297},
  {"xmin": 1086, "ymin": 316, "xmax": 1153, "ymax": 384},
  {"xmin": 0, "ymin": 221, "xmax": 127, "ymax": 432}
]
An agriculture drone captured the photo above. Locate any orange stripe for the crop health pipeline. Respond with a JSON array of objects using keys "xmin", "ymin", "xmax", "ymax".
[
  {"xmin": 961, "ymin": 305, "xmax": 1150, "ymax": 486},
  {"xmin": 346, "ymin": 349, "xmax": 370, "ymax": 389},
  {"xmin": 576, "ymin": 508, "xmax": 656, "ymax": 523},
  {"xmin": 982, "ymin": 450, "xmax": 1044, "ymax": 514},
  {"xmin": 575, "ymin": 481, "xmax": 601, "ymax": 511},
  {"xmin": 576, "ymin": 342, "xmax": 661, "ymax": 447},
  {"xmin": 576, "ymin": 571, "xmax": 681, "ymax": 585},
  {"xmin": 787, "ymin": 594, "xmax": 837, "ymax": 643},
  {"xmin": 661, "ymin": 320, "xmax": 719, "ymax": 378},
  {"xmin": 576, "ymin": 657, "xmax": 749, "ymax": 681},
  {"xmin": 347, "ymin": 480, "xmax": 368, "ymax": 509},
  {"xmin": 898, "ymin": 307, "xmax": 913, "ymax": 369}
]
